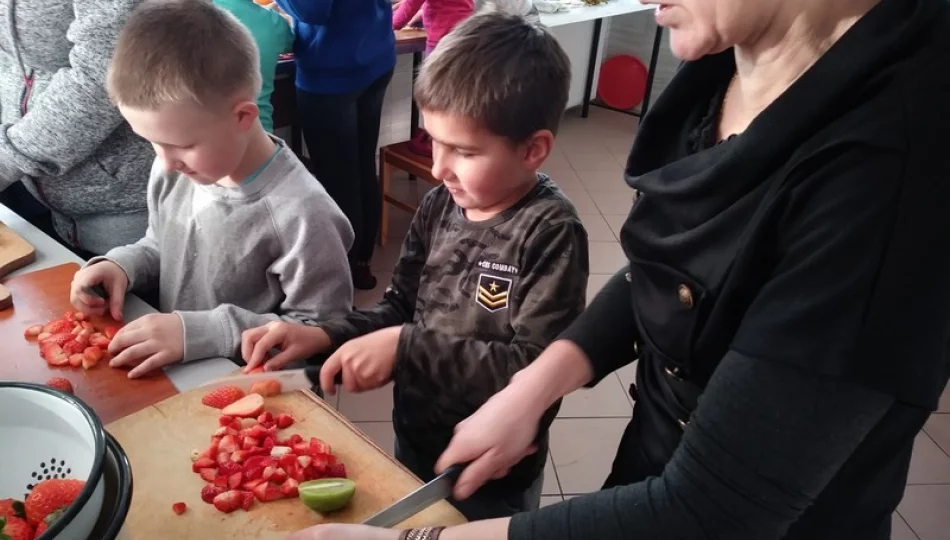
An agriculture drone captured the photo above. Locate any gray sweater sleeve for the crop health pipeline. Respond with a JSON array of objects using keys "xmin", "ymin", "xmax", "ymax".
[
  {"xmin": 0, "ymin": 0, "xmax": 135, "ymax": 186},
  {"xmin": 508, "ymin": 350, "xmax": 893, "ymax": 540}
]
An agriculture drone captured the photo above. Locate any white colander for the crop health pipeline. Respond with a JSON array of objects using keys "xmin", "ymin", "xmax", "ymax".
[{"xmin": 0, "ymin": 382, "xmax": 106, "ymax": 539}]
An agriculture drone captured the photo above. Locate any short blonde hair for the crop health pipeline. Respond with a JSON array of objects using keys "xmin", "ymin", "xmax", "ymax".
[
  {"xmin": 108, "ymin": 0, "xmax": 261, "ymax": 108},
  {"xmin": 414, "ymin": 8, "xmax": 571, "ymax": 143}
]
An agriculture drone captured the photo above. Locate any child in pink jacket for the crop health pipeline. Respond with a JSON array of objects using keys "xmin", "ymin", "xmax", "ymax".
[{"xmin": 393, "ymin": 0, "xmax": 474, "ymax": 54}]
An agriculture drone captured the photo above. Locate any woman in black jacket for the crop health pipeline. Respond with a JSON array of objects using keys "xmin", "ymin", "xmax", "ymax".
[{"xmin": 290, "ymin": 0, "xmax": 950, "ymax": 538}]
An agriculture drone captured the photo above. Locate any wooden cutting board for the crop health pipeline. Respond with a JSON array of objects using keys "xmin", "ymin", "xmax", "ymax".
[
  {"xmin": 107, "ymin": 389, "xmax": 467, "ymax": 538},
  {"xmin": 0, "ymin": 263, "xmax": 178, "ymax": 423},
  {"xmin": 0, "ymin": 221, "xmax": 36, "ymax": 278}
]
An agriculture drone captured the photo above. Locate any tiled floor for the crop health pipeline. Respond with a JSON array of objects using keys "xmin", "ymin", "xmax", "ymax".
[{"xmin": 343, "ymin": 107, "xmax": 950, "ymax": 537}]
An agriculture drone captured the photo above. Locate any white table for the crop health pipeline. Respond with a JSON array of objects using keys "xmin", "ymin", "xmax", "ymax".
[
  {"xmin": 0, "ymin": 204, "xmax": 238, "ymax": 391},
  {"xmin": 540, "ymin": 0, "xmax": 660, "ymax": 116}
]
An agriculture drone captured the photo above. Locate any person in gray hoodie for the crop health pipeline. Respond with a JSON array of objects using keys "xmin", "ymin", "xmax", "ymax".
[{"xmin": 0, "ymin": 0, "xmax": 151, "ymax": 255}]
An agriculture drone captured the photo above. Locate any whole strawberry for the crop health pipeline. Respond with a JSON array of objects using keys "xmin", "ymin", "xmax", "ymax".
[
  {"xmin": 24, "ymin": 479, "xmax": 84, "ymax": 526},
  {"xmin": 44, "ymin": 378, "xmax": 73, "ymax": 395},
  {"xmin": 0, "ymin": 515, "xmax": 34, "ymax": 540}
]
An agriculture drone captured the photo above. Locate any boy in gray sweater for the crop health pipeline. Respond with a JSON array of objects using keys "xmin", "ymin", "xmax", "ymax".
[{"xmin": 69, "ymin": 0, "xmax": 354, "ymax": 378}]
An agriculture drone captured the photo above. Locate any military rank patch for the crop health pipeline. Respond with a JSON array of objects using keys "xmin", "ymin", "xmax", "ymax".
[{"xmin": 476, "ymin": 274, "xmax": 512, "ymax": 312}]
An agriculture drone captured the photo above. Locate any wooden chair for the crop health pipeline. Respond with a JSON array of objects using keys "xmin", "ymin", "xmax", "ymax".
[{"xmin": 378, "ymin": 142, "xmax": 440, "ymax": 246}]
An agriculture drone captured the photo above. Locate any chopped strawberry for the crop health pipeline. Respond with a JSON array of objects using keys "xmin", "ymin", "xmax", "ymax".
[
  {"xmin": 201, "ymin": 386, "xmax": 246, "ymax": 410},
  {"xmin": 241, "ymin": 491, "xmax": 255, "ymax": 511},
  {"xmin": 309, "ymin": 438, "xmax": 331, "ymax": 456},
  {"xmin": 74, "ymin": 312, "xmax": 87, "ymax": 322},
  {"xmin": 246, "ymin": 367, "xmax": 265, "ymax": 375},
  {"xmin": 251, "ymin": 482, "xmax": 284, "ymax": 503},
  {"xmin": 89, "ymin": 333, "xmax": 111, "ymax": 349},
  {"xmin": 289, "ymin": 464, "xmax": 306, "ymax": 482},
  {"xmin": 218, "ymin": 415, "xmax": 234, "ymax": 427},
  {"xmin": 292, "ymin": 442, "xmax": 309, "ymax": 455},
  {"xmin": 242, "ymin": 478, "xmax": 265, "ymax": 491},
  {"xmin": 103, "ymin": 326, "xmax": 120, "ymax": 339},
  {"xmin": 191, "ymin": 458, "xmax": 216, "ymax": 473},
  {"xmin": 74, "ymin": 331, "xmax": 91, "ymax": 347},
  {"xmin": 328, "ymin": 463, "xmax": 347, "ymax": 478},
  {"xmin": 270, "ymin": 468, "xmax": 287, "ymax": 484},
  {"xmin": 278, "ymin": 455, "xmax": 297, "ymax": 471},
  {"xmin": 260, "ymin": 420, "xmax": 276, "ymax": 430},
  {"xmin": 24, "ymin": 325, "xmax": 43, "ymax": 339},
  {"xmin": 68, "ymin": 354, "xmax": 84, "ymax": 368},
  {"xmin": 241, "ymin": 437, "xmax": 258, "ymax": 451},
  {"xmin": 218, "ymin": 461, "xmax": 241, "ymax": 476},
  {"xmin": 244, "ymin": 466, "xmax": 263, "ymax": 481},
  {"xmin": 218, "ymin": 435, "xmax": 239, "ymax": 454},
  {"xmin": 228, "ymin": 419, "xmax": 244, "ymax": 432},
  {"xmin": 288, "ymin": 434, "xmax": 304, "ymax": 445},
  {"xmin": 40, "ymin": 333, "xmax": 73, "ymax": 347},
  {"xmin": 257, "ymin": 411, "xmax": 273, "ymax": 424},
  {"xmin": 45, "ymin": 378, "xmax": 73, "ymax": 394},
  {"xmin": 248, "ymin": 424, "xmax": 267, "ymax": 440},
  {"xmin": 172, "ymin": 502, "xmax": 187, "ymax": 515},
  {"xmin": 230, "ymin": 451, "xmax": 248, "ymax": 463},
  {"xmin": 280, "ymin": 478, "xmax": 299, "ymax": 498},
  {"xmin": 216, "ymin": 452, "xmax": 231, "ymax": 466},
  {"xmin": 40, "ymin": 343, "xmax": 69, "ymax": 366},
  {"xmin": 227, "ymin": 472, "xmax": 243, "ymax": 490},
  {"xmin": 80, "ymin": 321, "xmax": 93, "ymax": 330},
  {"xmin": 212, "ymin": 426, "xmax": 228, "ymax": 438},
  {"xmin": 70, "ymin": 325, "xmax": 83, "ymax": 335},
  {"xmin": 246, "ymin": 448, "xmax": 269, "ymax": 458},
  {"xmin": 243, "ymin": 456, "xmax": 266, "ymax": 471},
  {"xmin": 43, "ymin": 320, "xmax": 73, "ymax": 335},
  {"xmin": 221, "ymin": 394, "xmax": 264, "ymax": 418},
  {"xmin": 262, "ymin": 437, "xmax": 276, "ymax": 451},
  {"xmin": 200, "ymin": 485, "xmax": 224, "ymax": 504},
  {"xmin": 64, "ymin": 311, "xmax": 76, "ymax": 322},
  {"xmin": 261, "ymin": 466, "xmax": 275, "ymax": 482},
  {"xmin": 214, "ymin": 476, "xmax": 229, "ymax": 488},
  {"xmin": 249, "ymin": 379, "xmax": 282, "ymax": 397},
  {"xmin": 212, "ymin": 490, "xmax": 242, "ymax": 514},
  {"xmin": 275, "ymin": 414, "xmax": 294, "ymax": 429},
  {"xmin": 198, "ymin": 468, "xmax": 217, "ymax": 483},
  {"xmin": 296, "ymin": 455, "xmax": 312, "ymax": 469}
]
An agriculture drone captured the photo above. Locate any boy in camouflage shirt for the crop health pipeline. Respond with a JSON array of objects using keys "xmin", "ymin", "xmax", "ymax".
[{"xmin": 242, "ymin": 9, "xmax": 589, "ymax": 520}]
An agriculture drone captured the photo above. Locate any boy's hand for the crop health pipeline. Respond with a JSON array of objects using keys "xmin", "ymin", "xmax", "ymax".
[
  {"xmin": 70, "ymin": 261, "xmax": 128, "ymax": 321},
  {"xmin": 108, "ymin": 313, "xmax": 184, "ymax": 378},
  {"xmin": 241, "ymin": 321, "xmax": 331, "ymax": 372},
  {"xmin": 320, "ymin": 326, "xmax": 402, "ymax": 396}
]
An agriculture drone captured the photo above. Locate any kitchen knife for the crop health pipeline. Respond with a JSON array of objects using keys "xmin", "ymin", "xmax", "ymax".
[
  {"xmin": 199, "ymin": 366, "xmax": 326, "ymax": 394},
  {"xmin": 362, "ymin": 463, "xmax": 467, "ymax": 528}
]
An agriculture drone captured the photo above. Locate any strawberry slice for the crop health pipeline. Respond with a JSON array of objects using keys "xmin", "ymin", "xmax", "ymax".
[
  {"xmin": 74, "ymin": 312, "xmax": 87, "ymax": 322},
  {"xmin": 217, "ymin": 452, "xmax": 231, "ymax": 466},
  {"xmin": 68, "ymin": 353, "xmax": 84, "ymax": 368},
  {"xmin": 199, "ymin": 468, "xmax": 217, "ymax": 482},
  {"xmin": 192, "ymin": 458, "xmax": 217, "ymax": 473},
  {"xmin": 242, "ymin": 478, "xmax": 265, "ymax": 491},
  {"xmin": 214, "ymin": 476, "xmax": 229, "ymax": 488},
  {"xmin": 261, "ymin": 466, "xmax": 275, "ymax": 482},
  {"xmin": 212, "ymin": 490, "xmax": 243, "ymax": 513},
  {"xmin": 62, "ymin": 340, "xmax": 84, "ymax": 355},
  {"xmin": 201, "ymin": 485, "xmax": 225, "ymax": 504},
  {"xmin": 103, "ymin": 326, "xmax": 120, "ymax": 339},
  {"xmin": 40, "ymin": 343, "xmax": 69, "ymax": 366},
  {"xmin": 252, "ymin": 482, "xmax": 284, "ymax": 502},
  {"xmin": 241, "ymin": 437, "xmax": 259, "ymax": 451},
  {"xmin": 275, "ymin": 414, "xmax": 294, "ymax": 429},
  {"xmin": 270, "ymin": 468, "xmax": 288, "ymax": 484},
  {"xmin": 279, "ymin": 478, "xmax": 299, "ymax": 498},
  {"xmin": 257, "ymin": 412, "xmax": 274, "ymax": 424},
  {"xmin": 279, "ymin": 455, "xmax": 297, "ymax": 471},
  {"xmin": 41, "ymin": 332, "xmax": 74, "ymax": 347},
  {"xmin": 241, "ymin": 491, "xmax": 255, "ymax": 511},
  {"xmin": 43, "ymin": 320, "xmax": 73, "ymax": 335},
  {"xmin": 89, "ymin": 333, "xmax": 111, "ymax": 349},
  {"xmin": 82, "ymin": 347, "xmax": 104, "ymax": 369},
  {"xmin": 218, "ymin": 435, "xmax": 239, "ymax": 454},
  {"xmin": 221, "ymin": 394, "xmax": 264, "ymax": 418},
  {"xmin": 172, "ymin": 502, "xmax": 187, "ymax": 515},
  {"xmin": 288, "ymin": 434, "xmax": 304, "ymax": 445},
  {"xmin": 296, "ymin": 455, "xmax": 312, "ymax": 469},
  {"xmin": 250, "ymin": 379, "xmax": 282, "ymax": 397},
  {"xmin": 248, "ymin": 424, "xmax": 267, "ymax": 440},
  {"xmin": 328, "ymin": 463, "xmax": 347, "ymax": 478},
  {"xmin": 230, "ymin": 451, "xmax": 248, "ymax": 463},
  {"xmin": 262, "ymin": 437, "xmax": 276, "ymax": 451},
  {"xmin": 24, "ymin": 325, "xmax": 43, "ymax": 339},
  {"xmin": 228, "ymin": 472, "xmax": 243, "ymax": 489},
  {"xmin": 218, "ymin": 415, "xmax": 235, "ymax": 427},
  {"xmin": 309, "ymin": 438, "xmax": 331, "ymax": 456},
  {"xmin": 218, "ymin": 461, "xmax": 241, "ymax": 476}
]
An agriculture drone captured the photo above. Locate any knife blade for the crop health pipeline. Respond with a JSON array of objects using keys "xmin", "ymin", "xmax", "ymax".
[
  {"xmin": 362, "ymin": 463, "xmax": 467, "ymax": 528},
  {"xmin": 199, "ymin": 366, "xmax": 322, "ymax": 394}
]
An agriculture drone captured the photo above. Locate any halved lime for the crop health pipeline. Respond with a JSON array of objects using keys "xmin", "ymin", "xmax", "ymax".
[{"xmin": 298, "ymin": 478, "xmax": 356, "ymax": 512}]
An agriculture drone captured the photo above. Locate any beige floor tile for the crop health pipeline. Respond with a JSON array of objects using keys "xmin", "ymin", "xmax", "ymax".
[
  {"xmin": 353, "ymin": 421, "xmax": 396, "ymax": 457},
  {"xmin": 386, "ymin": 210, "xmax": 413, "ymax": 242},
  {"xmin": 575, "ymin": 168, "xmax": 629, "ymax": 192},
  {"xmin": 543, "ymin": 151, "xmax": 574, "ymax": 171},
  {"xmin": 558, "ymin": 373, "xmax": 632, "ymax": 418},
  {"xmin": 892, "ymin": 513, "xmax": 920, "ymax": 540},
  {"xmin": 588, "ymin": 241, "xmax": 627, "ymax": 275},
  {"xmin": 566, "ymin": 151, "xmax": 623, "ymax": 172},
  {"xmin": 549, "ymin": 418, "xmax": 628, "ymax": 495},
  {"xmin": 543, "ymin": 451, "xmax": 561, "ymax": 496},
  {"xmin": 371, "ymin": 242, "xmax": 404, "ymax": 273},
  {"xmin": 898, "ymin": 485, "xmax": 950, "ymax": 539},
  {"xmin": 586, "ymin": 274, "xmax": 612, "ymax": 304},
  {"xmin": 354, "ymin": 272, "xmax": 391, "ymax": 309},
  {"xmin": 578, "ymin": 213, "xmax": 618, "ymax": 242},
  {"xmin": 603, "ymin": 213, "xmax": 627, "ymax": 240},
  {"xmin": 544, "ymin": 168, "xmax": 585, "ymax": 191},
  {"xmin": 337, "ymin": 383, "xmax": 394, "ymax": 422},
  {"xmin": 939, "ymin": 384, "xmax": 950, "ymax": 412},
  {"xmin": 561, "ymin": 188, "xmax": 600, "ymax": 215},
  {"xmin": 589, "ymin": 190, "xmax": 638, "ymax": 215},
  {"xmin": 907, "ymin": 432, "xmax": 950, "ymax": 485},
  {"xmin": 924, "ymin": 414, "xmax": 950, "ymax": 456},
  {"xmin": 540, "ymin": 496, "xmax": 564, "ymax": 508}
]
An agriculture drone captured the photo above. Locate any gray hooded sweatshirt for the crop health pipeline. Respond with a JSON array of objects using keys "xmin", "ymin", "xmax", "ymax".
[{"xmin": 0, "ymin": 0, "xmax": 151, "ymax": 254}]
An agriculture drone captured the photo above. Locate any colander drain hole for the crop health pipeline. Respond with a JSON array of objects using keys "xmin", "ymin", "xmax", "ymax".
[{"xmin": 26, "ymin": 458, "xmax": 72, "ymax": 495}]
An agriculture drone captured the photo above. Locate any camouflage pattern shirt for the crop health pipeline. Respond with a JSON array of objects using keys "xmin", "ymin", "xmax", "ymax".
[{"xmin": 317, "ymin": 175, "xmax": 589, "ymax": 491}]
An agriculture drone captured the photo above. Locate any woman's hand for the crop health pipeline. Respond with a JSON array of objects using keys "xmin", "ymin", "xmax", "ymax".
[
  {"xmin": 436, "ymin": 340, "xmax": 593, "ymax": 499},
  {"xmin": 241, "ymin": 321, "xmax": 332, "ymax": 372},
  {"xmin": 286, "ymin": 524, "xmax": 399, "ymax": 540}
]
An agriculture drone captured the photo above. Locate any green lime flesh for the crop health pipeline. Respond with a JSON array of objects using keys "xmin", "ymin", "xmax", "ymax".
[{"xmin": 298, "ymin": 478, "xmax": 356, "ymax": 512}]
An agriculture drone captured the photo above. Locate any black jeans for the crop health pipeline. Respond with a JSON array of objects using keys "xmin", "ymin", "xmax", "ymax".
[{"xmin": 296, "ymin": 71, "xmax": 394, "ymax": 266}]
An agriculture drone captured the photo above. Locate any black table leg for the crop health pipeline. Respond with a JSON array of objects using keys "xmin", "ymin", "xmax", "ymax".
[
  {"xmin": 639, "ymin": 25, "xmax": 664, "ymax": 118},
  {"xmin": 409, "ymin": 51, "xmax": 423, "ymax": 182},
  {"xmin": 581, "ymin": 18, "xmax": 604, "ymax": 119}
]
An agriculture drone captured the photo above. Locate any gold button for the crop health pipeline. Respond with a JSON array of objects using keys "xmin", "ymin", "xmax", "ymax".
[
  {"xmin": 677, "ymin": 418, "xmax": 689, "ymax": 431},
  {"xmin": 664, "ymin": 365, "xmax": 683, "ymax": 380},
  {"xmin": 678, "ymin": 284, "xmax": 694, "ymax": 309},
  {"xmin": 625, "ymin": 271, "xmax": 632, "ymax": 282}
]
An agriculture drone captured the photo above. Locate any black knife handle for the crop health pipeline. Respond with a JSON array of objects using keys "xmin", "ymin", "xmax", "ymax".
[
  {"xmin": 440, "ymin": 463, "xmax": 467, "ymax": 482},
  {"xmin": 303, "ymin": 364, "xmax": 344, "ymax": 386},
  {"xmin": 82, "ymin": 284, "xmax": 109, "ymax": 299}
]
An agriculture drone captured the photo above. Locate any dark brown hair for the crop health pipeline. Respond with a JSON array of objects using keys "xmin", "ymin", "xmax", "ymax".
[
  {"xmin": 414, "ymin": 8, "xmax": 571, "ymax": 142},
  {"xmin": 108, "ymin": 0, "xmax": 261, "ymax": 108}
]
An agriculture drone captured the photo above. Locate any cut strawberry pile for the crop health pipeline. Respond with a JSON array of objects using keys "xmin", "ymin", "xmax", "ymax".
[
  {"xmin": 190, "ymin": 405, "xmax": 347, "ymax": 514},
  {"xmin": 24, "ymin": 312, "xmax": 121, "ymax": 371}
]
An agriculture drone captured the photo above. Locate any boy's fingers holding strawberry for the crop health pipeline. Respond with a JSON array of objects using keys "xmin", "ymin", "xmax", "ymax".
[{"xmin": 241, "ymin": 326, "xmax": 271, "ymax": 371}]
